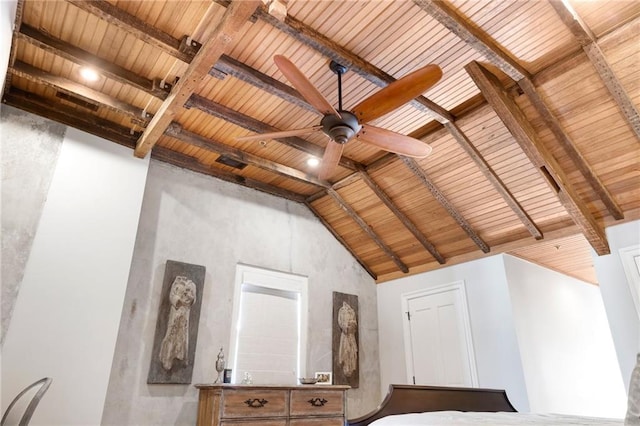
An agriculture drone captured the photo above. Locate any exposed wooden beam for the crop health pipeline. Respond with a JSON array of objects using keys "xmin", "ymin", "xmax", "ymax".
[
  {"xmin": 326, "ymin": 188, "xmax": 409, "ymax": 274},
  {"xmin": 366, "ymin": 152, "xmax": 398, "ymax": 173},
  {"xmin": 165, "ymin": 123, "xmax": 330, "ymax": 189},
  {"xmin": 5, "ymin": 88, "xmax": 308, "ymax": 206},
  {"xmin": 444, "ymin": 121, "xmax": 543, "ymax": 239},
  {"xmin": 67, "ymin": 0, "xmax": 192, "ymax": 63},
  {"xmin": 465, "ymin": 61, "xmax": 609, "ymax": 255},
  {"xmin": 4, "ymin": 88, "xmax": 139, "ymax": 150},
  {"xmin": 10, "ymin": 61, "xmax": 151, "ymax": 126},
  {"xmin": 69, "ymin": 0, "xmax": 621, "ymax": 233},
  {"xmin": 2, "ymin": 0, "xmax": 26, "ymax": 96},
  {"xmin": 151, "ymin": 146, "xmax": 307, "ymax": 204},
  {"xmin": 6, "ymin": 88, "xmax": 395, "ymax": 282},
  {"xmin": 377, "ymin": 224, "xmax": 581, "ymax": 283},
  {"xmin": 517, "ymin": 78, "xmax": 624, "ymax": 220},
  {"xmin": 331, "ymin": 172, "xmax": 362, "ymax": 191},
  {"xmin": 221, "ymin": 1, "xmax": 543, "ymax": 252},
  {"xmin": 357, "ymin": 170, "xmax": 446, "ymax": 264},
  {"xmin": 185, "ymin": 94, "xmax": 358, "ymax": 171},
  {"xmin": 71, "ymin": 0, "xmax": 447, "ymax": 130},
  {"xmin": 548, "ymin": 0, "xmax": 640, "ymax": 140},
  {"xmin": 29, "ymin": 0, "xmax": 442, "ymax": 265},
  {"xmin": 214, "ymin": 55, "xmax": 316, "ymax": 113},
  {"xmin": 67, "ymin": 0, "xmax": 314, "ymax": 115},
  {"xmin": 305, "ymin": 202, "xmax": 377, "ymax": 279},
  {"xmin": 305, "ymin": 191, "xmax": 325, "ymax": 204},
  {"xmin": 416, "ymin": 0, "xmax": 623, "ymax": 221},
  {"xmin": 252, "ymin": 5, "xmax": 452, "ymax": 123},
  {"xmin": 71, "ymin": 0, "xmax": 538, "ymax": 248},
  {"xmin": 16, "ymin": 20, "xmax": 338, "ymax": 171},
  {"xmin": 400, "ymin": 156, "xmax": 491, "ymax": 253},
  {"xmin": 413, "ymin": 0, "xmax": 529, "ymax": 81},
  {"xmin": 240, "ymin": 1, "xmax": 549, "ymax": 249},
  {"xmin": 306, "ymin": 166, "xmax": 447, "ymax": 265},
  {"xmin": 17, "ymin": 24, "xmax": 169, "ymax": 100},
  {"xmin": 135, "ymin": 0, "xmax": 261, "ymax": 157}
]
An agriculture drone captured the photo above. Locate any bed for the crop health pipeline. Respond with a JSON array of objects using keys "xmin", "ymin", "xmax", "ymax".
[{"xmin": 347, "ymin": 384, "xmax": 625, "ymax": 426}]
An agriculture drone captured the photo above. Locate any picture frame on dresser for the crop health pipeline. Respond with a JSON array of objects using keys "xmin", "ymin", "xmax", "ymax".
[{"xmin": 315, "ymin": 371, "xmax": 332, "ymax": 385}]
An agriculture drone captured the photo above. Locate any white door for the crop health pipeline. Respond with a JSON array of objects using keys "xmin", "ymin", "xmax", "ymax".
[{"xmin": 402, "ymin": 282, "xmax": 478, "ymax": 387}]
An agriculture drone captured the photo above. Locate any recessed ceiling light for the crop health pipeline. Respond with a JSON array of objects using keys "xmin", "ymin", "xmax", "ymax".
[
  {"xmin": 79, "ymin": 67, "xmax": 100, "ymax": 82},
  {"xmin": 307, "ymin": 157, "xmax": 319, "ymax": 167}
]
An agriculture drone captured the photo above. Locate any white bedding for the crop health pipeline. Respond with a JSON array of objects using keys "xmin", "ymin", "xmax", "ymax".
[{"xmin": 369, "ymin": 411, "xmax": 624, "ymax": 425}]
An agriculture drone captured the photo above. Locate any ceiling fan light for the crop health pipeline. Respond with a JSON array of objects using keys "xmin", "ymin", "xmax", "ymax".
[
  {"xmin": 307, "ymin": 157, "xmax": 320, "ymax": 167},
  {"xmin": 320, "ymin": 111, "xmax": 362, "ymax": 144},
  {"xmin": 330, "ymin": 125, "xmax": 355, "ymax": 144}
]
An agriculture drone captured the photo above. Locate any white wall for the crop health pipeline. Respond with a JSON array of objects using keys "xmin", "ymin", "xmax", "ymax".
[
  {"xmin": 1, "ymin": 128, "xmax": 149, "ymax": 425},
  {"xmin": 101, "ymin": 160, "xmax": 380, "ymax": 425},
  {"xmin": 504, "ymin": 255, "xmax": 626, "ymax": 417},
  {"xmin": 377, "ymin": 255, "xmax": 530, "ymax": 411},
  {"xmin": 593, "ymin": 220, "xmax": 640, "ymax": 390}
]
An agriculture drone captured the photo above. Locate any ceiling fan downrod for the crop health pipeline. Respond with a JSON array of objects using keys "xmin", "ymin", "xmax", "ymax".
[
  {"xmin": 323, "ymin": 60, "xmax": 361, "ymax": 144},
  {"xmin": 329, "ymin": 60, "xmax": 348, "ymax": 110}
]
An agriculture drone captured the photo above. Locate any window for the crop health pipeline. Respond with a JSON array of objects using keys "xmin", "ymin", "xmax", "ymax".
[{"xmin": 229, "ymin": 264, "xmax": 308, "ymax": 385}]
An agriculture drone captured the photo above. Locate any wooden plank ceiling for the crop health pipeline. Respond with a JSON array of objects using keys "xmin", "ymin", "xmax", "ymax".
[{"xmin": 3, "ymin": 0, "xmax": 639, "ymax": 283}]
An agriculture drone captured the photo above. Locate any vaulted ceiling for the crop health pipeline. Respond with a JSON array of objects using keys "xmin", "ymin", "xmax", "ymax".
[{"xmin": 3, "ymin": 0, "xmax": 639, "ymax": 283}]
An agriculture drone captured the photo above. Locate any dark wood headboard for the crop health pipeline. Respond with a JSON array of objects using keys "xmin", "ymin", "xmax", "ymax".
[{"xmin": 347, "ymin": 384, "xmax": 517, "ymax": 426}]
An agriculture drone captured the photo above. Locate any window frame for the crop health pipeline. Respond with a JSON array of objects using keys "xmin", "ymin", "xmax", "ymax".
[{"xmin": 228, "ymin": 264, "xmax": 309, "ymax": 384}]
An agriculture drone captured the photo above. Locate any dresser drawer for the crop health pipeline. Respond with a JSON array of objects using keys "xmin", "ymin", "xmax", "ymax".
[
  {"xmin": 290, "ymin": 417, "xmax": 345, "ymax": 426},
  {"xmin": 289, "ymin": 389, "xmax": 344, "ymax": 416},
  {"xmin": 221, "ymin": 389, "xmax": 288, "ymax": 418},
  {"xmin": 221, "ymin": 421, "xmax": 287, "ymax": 426}
]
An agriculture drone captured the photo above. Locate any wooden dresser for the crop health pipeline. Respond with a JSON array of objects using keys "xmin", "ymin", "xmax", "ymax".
[{"xmin": 194, "ymin": 384, "xmax": 349, "ymax": 425}]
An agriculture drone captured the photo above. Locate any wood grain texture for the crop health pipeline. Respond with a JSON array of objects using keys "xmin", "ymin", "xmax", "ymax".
[
  {"xmin": 194, "ymin": 385, "xmax": 348, "ymax": 426},
  {"xmin": 466, "ymin": 61, "xmax": 609, "ymax": 255},
  {"xmin": 5, "ymin": 0, "xmax": 638, "ymax": 283},
  {"xmin": 347, "ymin": 384, "xmax": 516, "ymax": 426},
  {"xmin": 135, "ymin": 0, "xmax": 261, "ymax": 157}
]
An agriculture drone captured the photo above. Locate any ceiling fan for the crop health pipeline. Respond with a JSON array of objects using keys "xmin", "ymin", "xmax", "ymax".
[{"xmin": 236, "ymin": 55, "xmax": 442, "ymax": 180}]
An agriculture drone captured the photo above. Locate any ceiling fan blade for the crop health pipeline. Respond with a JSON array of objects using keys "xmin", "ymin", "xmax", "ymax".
[
  {"xmin": 274, "ymin": 55, "xmax": 342, "ymax": 119},
  {"xmin": 318, "ymin": 141, "xmax": 344, "ymax": 180},
  {"xmin": 235, "ymin": 126, "xmax": 322, "ymax": 141},
  {"xmin": 356, "ymin": 125, "xmax": 432, "ymax": 158},
  {"xmin": 351, "ymin": 64, "xmax": 442, "ymax": 124}
]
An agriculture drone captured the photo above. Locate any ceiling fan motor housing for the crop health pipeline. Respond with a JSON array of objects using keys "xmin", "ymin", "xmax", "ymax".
[{"xmin": 321, "ymin": 111, "xmax": 362, "ymax": 144}]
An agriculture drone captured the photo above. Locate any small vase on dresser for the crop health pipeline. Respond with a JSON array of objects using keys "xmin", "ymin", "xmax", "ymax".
[{"xmin": 194, "ymin": 383, "xmax": 349, "ymax": 425}]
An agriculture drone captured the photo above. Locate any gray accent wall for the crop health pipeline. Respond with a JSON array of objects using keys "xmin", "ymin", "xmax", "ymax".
[
  {"xmin": 101, "ymin": 160, "xmax": 381, "ymax": 425},
  {"xmin": 1, "ymin": 105, "xmax": 65, "ymax": 343}
]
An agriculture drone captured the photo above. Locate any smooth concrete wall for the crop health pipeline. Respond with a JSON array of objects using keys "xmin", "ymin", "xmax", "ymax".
[
  {"xmin": 593, "ymin": 220, "xmax": 640, "ymax": 390},
  {"xmin": 1, "ymin": 106, "xmax": 65, "ymax": 343},
  {"xmin": 101, "ymin": 160, "xmax": 380, "ymax": 425},
  {"xmin": 377, "ymin": 255, "xmax": 530, "ymax": 412},
  {"xmin": 1, "ymin": 128, "xmax": 149, "ymax": 425},
  {"xmin": 504, "ymin": 255, "xmax": 626, "ymax": 417}
]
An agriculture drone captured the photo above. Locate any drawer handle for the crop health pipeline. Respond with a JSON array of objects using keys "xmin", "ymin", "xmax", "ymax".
[
  {"xmin": 244, "ymin": 398, "xmax": 269, "ymax": 408},
  {"xmin": 307, "ymin": 397, "xmax": 328, "ymax": 407}
]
